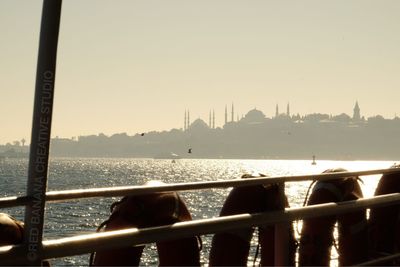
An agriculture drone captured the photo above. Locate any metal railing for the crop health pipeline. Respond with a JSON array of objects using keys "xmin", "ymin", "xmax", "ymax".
[
  {"xmin": 1, "ymin": 167, "xmax": 399, "ymax": 209},
  {"xmin": 1, "ymin": 168, "xmax": 400, "ymax": 265}
]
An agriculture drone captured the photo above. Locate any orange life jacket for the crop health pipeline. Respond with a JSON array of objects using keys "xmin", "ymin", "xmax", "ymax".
[
  {"xmin": 368, "ymin": 165, "xmax": 400, "ymax": 266},
  {"xmin": 299, "ymin": 168, "xmax": 368, "ymax": 266},
  {"xmin": 209, "ymin": 174, "xmax": 296, "ymax": 266},
  {"xmin": 91, "ymin": 181, "xmax": 201, "ymax": 266}
]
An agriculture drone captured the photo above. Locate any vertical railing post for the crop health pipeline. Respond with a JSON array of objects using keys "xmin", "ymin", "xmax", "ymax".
[
  {"xmin": 24, "ymin": 0, "xmax": 62, "ymax": 265},
  {"xmin": 274, "ymin": 182, "xmax": 289, "ymax": 266}
]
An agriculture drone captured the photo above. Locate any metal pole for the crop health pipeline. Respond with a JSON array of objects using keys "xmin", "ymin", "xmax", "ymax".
[
  {"xmin": 274, "ymin": 183, "xmax": 289, "ymax": 266},
  {"xmin": 24, "ymin": 0, "xmax": 62, "ymax": 265}
]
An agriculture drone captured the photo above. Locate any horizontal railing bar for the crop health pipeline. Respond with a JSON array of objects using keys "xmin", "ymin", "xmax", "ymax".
[
  {"xmin": 1, "ymin": 192, "xmax": 400, "ymax": 264},
  {"xmin": 1, "ymin": 168, "xmax": 399, "ymax": 209},
  {"xmin": 0, "ymin": 196, "xmax": 32, "ymax": 208}
]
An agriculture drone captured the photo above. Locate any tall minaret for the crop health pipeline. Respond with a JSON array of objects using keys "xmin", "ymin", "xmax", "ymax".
[
  {"xmin": 224, "ymin": 105, "xmax": 228, "ymax": 125},
  {"xmin": 231, "ymin": 103, "xmax": 234, "ymax": 122},
  {"xmin": 275, "ymin": 104, "xmax": 279, "ymax": 118},
  {"xmin": 184, "ymin": 110, "xmax": 187, "ymax": 131},
  {"xmin": 187, "ymin": 110, "xmax": 190, "ymax": 129},
  {"xmin": 353, "ymin": 101, "xmax": 360, "ymax": 121},
  {"xmin": 287, "ymin": 102, "xmax": 290, "ymax": 117},
  {"xmin": 209, "ymin": 110, "xmax": 212, "ymax": 128},
  {"xmin": 212, "ymin": 110, "xmax": 215, "ymax": 129}
]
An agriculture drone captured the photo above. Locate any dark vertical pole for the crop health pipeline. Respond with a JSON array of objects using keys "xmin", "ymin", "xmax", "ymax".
[
  {"xmin": 274, "ymin": 183, "xmax": 289, "ymax": 266},
  {"xmin": 24, "ymin": 0, "xmax": 62, "ymax": 265}
]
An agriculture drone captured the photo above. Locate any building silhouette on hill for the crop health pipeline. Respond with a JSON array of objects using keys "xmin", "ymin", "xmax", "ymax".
[
  {"xmin": 10, "ymin": 100, "xmax": 398, "ymax": 160},
  {"xmin": 184, "ymin": 101, "xmax": 364, "ymax": 130}
]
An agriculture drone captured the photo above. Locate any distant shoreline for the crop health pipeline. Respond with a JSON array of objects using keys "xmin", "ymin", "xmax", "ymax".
[{"xmin": 1, "ymin": 154, "xmax": 398, "ymax": 162}]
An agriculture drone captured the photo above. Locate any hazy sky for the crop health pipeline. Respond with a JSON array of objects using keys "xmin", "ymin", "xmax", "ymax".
[{"xmin": 1, "ymin": 0, "xmax": 400, "ymax": 144}]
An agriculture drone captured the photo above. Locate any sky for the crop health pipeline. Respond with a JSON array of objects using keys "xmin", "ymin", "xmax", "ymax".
[{"xmin": 1, "ymin": 0, "xmax": 400, "ymax": 145}]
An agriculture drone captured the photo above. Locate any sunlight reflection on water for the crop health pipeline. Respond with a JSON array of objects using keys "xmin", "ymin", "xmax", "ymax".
[{"xmin": 0, "ymin": 158, "xmax": 396, "ymax": 266}]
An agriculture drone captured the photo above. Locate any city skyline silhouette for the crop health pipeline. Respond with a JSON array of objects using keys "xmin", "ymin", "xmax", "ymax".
[{"xmin": 1, "ymin": 1, "xmax": 400, "ymax": 144}]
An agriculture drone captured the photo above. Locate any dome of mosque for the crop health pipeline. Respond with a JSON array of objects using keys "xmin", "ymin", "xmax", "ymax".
[
  {"xmin": 188, "ymin": 118, "xmax": 209, "ymax": 131},
  {"xmin": 242, "ymin": 108, "xmax": 266, "ymax": 123}
]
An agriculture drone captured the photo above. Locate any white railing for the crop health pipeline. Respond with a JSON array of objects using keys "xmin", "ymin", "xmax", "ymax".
[
  {"xmin": 1, "ymin": 168, "xmax": 398, "ymax": 209},
  {"xmin": 1, "ymin": 168, "xmax": 400, "ymax": 266}
]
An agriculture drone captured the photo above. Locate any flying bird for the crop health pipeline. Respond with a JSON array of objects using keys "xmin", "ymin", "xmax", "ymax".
[
  {"xmin": 188, "ymin": 148, "xmax": 192, "ymax": 154},
  {"xmin": 141, "ymin": 133, "xmax": 145, "ymax": 136}
]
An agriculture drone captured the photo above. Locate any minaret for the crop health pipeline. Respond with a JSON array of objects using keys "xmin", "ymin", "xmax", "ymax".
[
  {"xmin": 231, "ymin": 103, "xmax": 234, "ymax": 122},
  {"xmin": 275, "ymin": 104, "xmax": 279, "ymax": 118},
  {"xmin": 353, "ymin": 101, "xmax": 360, "ymax": 121},
  {"xmin": 187, "ymin": 110, "xmax": 190, "ymax": 128},
  {"xmin": 184, "ymin": 110, "xmax": 187, "ymax": 131},
  {"xmin": 224, "ymin": 105, "xmax": 228, "ymax": 125},
  {"xmin": 287, "ymin": 102, "xmax": 290, "ymax": 117},
  {"xmin": 209, "ymin": 110, "xmax": 212, "ymax": 128},
  {"xmin": 212, "ymin": 110, "xmax": 215, "ymax": 129}
]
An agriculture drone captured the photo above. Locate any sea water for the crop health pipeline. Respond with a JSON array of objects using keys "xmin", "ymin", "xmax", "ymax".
[{"xmin": 0, "ymin": 158, "xmax": 396, "ymax": 266}]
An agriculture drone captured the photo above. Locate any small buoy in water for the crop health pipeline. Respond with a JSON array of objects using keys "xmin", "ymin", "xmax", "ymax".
[{"xmin": 311, "ymin": 155, "xmax": 317, "ymax": 165}]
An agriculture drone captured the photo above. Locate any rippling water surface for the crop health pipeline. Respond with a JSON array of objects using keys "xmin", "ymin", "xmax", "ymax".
[{"xmin": 0, "ymin": 158, "xmax": 396, "ymax": 266}]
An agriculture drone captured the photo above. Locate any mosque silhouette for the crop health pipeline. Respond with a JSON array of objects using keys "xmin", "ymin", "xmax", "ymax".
[{"xmin": 183, "ymin": 101, "xmax": 362, "ymax": 131}]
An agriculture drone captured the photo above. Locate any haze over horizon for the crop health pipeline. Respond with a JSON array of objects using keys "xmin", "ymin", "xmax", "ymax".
[{"xmin": 1, "ymin": 0, "xmax": 400, "ymax": 145}]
